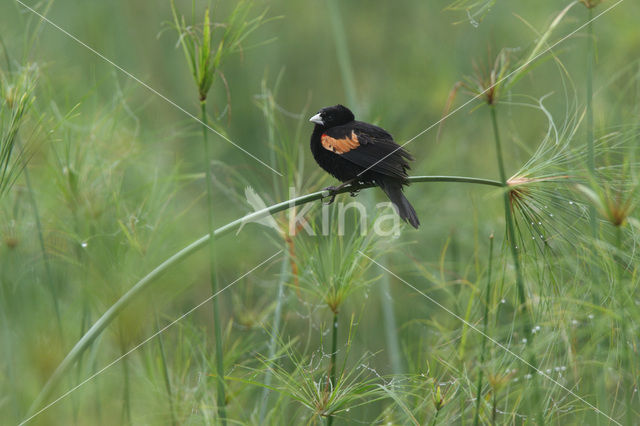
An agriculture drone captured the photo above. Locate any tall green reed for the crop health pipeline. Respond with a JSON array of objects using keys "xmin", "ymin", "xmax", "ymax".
[
  {"xmin": 0, "ymin": 62, "xmax": 65, "ymax": 339},
  {"xmin": 577, "ymin": 172, "xmax": 638, "ymax": 425},
  {"xmin": 488, "ymin": 105, "xmax": 532, "ymax": 335},
  {"xmin": 293, "ymin": 219, "xmax": 382, "ymax": 426},
  {"xmin": 154, "ymin": 310, "xmax": 177, "ymax": 426},
  {"xmin": 170, "ymin": 1, "xmax": 271, "ymax": 421},
  {"xmin": 448, "ymin": 25, "xmax": 572, "ymax": 426},
  {"xmin": 0, "ymin": 64, "xmax": 36, "ymax": 203},
  {"xmin": 473, "ymin": 234, "xmax": 494, "ymax": 426},
  {"xmin": 585, "ymin": 3, "xmax": 598, "ymax": 237}
]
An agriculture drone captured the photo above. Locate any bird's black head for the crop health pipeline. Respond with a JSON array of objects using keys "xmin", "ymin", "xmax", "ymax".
[{"xmin": 309, "ymin": 104, "xmax": 355, "ymax": 128}]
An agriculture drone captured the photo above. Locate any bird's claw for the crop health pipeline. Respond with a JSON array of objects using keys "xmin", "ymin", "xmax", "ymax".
[
  {"xmin": 322, "ymin": 186, "xmax": 339, "ymax": 205},
  {"xmin": 322, "ymin": 194, "xmax": 337, "ymax": 205}
]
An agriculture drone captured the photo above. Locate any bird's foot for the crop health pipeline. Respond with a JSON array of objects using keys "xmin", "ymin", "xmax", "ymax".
[
  {"xmin": 322, "ymin": 181, "xmax": 357, "ymax": 205},
  {"xmin": 322, "ymin": 185, "xmax": 340, "ymax": 205}
]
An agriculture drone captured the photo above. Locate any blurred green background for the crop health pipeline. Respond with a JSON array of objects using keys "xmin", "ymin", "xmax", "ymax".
[{"xmin": 1, "ymin": 0, "xmax": 639, "ymax": 424}]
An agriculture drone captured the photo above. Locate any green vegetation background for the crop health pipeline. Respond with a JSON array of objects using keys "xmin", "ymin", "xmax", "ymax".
[{"xmin": 1, "ymin": 0, "xmax": 639, "ymax": 424}]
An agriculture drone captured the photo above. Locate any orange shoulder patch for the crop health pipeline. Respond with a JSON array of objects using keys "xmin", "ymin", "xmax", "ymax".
[{"xmin": 321, "ymin": 131, "xmax": 360, "ymax": 154}]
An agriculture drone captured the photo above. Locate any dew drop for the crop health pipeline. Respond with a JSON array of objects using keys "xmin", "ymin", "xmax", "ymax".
[
  {"xmin": 501, "ymin": 298, "xmax": 506, "ymax": 304},
  {"xmin": 81, "ymin": 241, "xmax": 88, "ymax": 248},
  {"xmin": 521, "ymin": 338, "xmax": 528, "ymax": 343},
  {"xmin": 569, "ymin": 201, "xmax": 574, "ymax": 205}
]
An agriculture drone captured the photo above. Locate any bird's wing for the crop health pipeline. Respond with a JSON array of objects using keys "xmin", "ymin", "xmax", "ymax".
[{"xmin": 321, "ymin": 122, "xmax": 412, "ymax": 179}]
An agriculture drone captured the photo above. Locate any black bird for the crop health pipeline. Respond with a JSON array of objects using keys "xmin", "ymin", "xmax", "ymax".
[{"xmin": 309, "ymin": 104, "xmax": 420, "ymax": 228}]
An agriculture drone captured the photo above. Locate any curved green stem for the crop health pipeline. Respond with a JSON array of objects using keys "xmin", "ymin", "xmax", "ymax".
[
  {"xmin": 24, "ymin": 175, "xmax": 501, "ymax": 420},
  {"xmin": 201, "ymin": 101, "xmax": 227, "ymax": 425}
]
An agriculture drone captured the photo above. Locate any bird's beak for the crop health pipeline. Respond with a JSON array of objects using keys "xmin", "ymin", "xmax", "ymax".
[{"xmin": 309, "ymin": 113, "xmax": 324, "ymax": 125}]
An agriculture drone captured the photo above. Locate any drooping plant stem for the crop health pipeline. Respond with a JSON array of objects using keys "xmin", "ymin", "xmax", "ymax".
[
  {"xmin": 473, "ymin": 235, "xmax": 494, "ymax": 426},
  {"xmin": 327, "ymin": 310, "xmax": 339, "ymax": 426},
  {"xmin": 25, "ymin": 174, "xmax": 501, "ymax": 419},
  {"xmin": 201, "ymin": 100, "xmax": 227, "ymax": 425},
  {"xmin": 586, "ymin": 6, "xmax": 598, "ymax": 238}
]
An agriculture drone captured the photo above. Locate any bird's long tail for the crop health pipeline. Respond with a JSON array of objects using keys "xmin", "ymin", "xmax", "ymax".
[{"xmin": 378, "ymin": 179, "xmax": 420, "ymax": 229}]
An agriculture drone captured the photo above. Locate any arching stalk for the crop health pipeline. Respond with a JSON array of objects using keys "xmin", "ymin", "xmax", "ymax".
[{"xmin": 25, "ymin": 175, "xmax": 502, "ymax": 419}]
